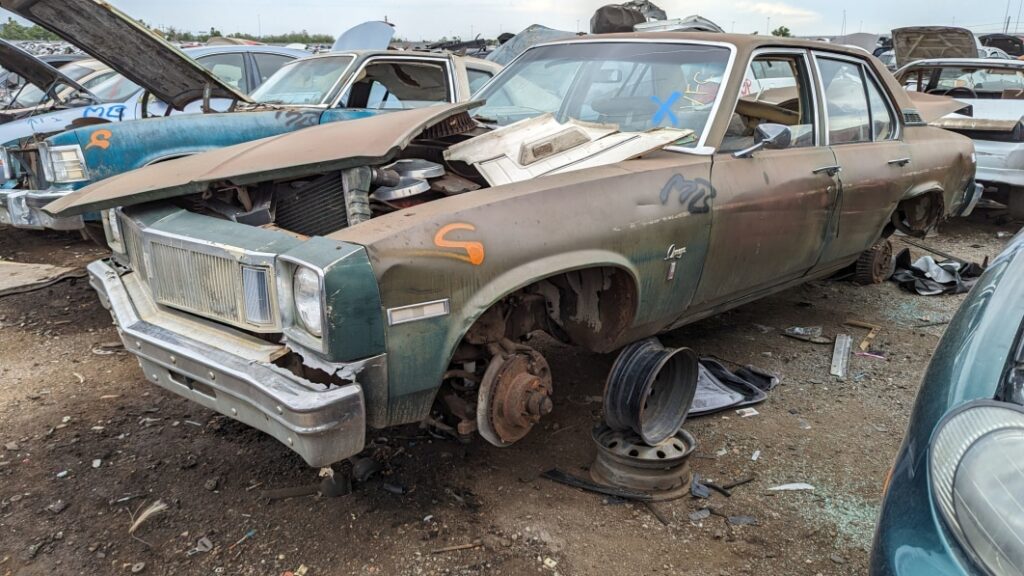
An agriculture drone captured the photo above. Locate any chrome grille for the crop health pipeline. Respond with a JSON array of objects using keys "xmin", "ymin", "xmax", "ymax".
[{"xmin": 150, "ymin": 242, "xmax": 245, "ymax": 321}]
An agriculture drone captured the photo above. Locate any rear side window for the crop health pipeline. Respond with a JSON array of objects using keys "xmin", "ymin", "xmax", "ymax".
[
  {"xmin": 817, "ymin": 57, "xmax": 872, "ymax": 144},
  {"xmin": 865, "ymin": 77, "xmax": 896, "ymax": 140},
  {"xmin": 197, "ymin": 53, "xmax": 247, "ymax": 92},
  {"xmin": 254, "ymin": 53, "xmax": 294, "ymax": 87}
]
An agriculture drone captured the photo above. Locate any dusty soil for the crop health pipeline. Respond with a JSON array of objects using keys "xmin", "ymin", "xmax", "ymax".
[{"xmin": 0, "ymin": 213, "xmax": 1019, "ymax": 576}]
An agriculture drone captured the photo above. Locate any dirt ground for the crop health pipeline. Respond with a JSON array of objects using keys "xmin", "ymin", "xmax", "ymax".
[{"xmin": 0, "ymin": 213, "xmax": 1019, "ymax": 576}]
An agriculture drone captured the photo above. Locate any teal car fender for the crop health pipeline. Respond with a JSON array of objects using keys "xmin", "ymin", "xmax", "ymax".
[
  {"xmin": 58, "ymin": 108, "xmax": 381, "ymax": 182},
  {"xmin": 871, "ymin": 231, "xmax": 1024, "ymax": 575}
]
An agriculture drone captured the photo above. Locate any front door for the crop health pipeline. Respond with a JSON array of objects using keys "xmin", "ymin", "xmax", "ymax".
[
  {"xmin": 812, "ymin": 54, "xmax": 915, "ymax": 269},
  {"xmin": 692, "ymin": 50, "xmax": 838, "ymax": 309}
]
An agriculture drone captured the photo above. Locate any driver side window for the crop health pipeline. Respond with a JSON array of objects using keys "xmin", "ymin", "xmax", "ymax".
[{"xmin": 721, "ymin": 53, "xmax": 816, "ymax": 152}]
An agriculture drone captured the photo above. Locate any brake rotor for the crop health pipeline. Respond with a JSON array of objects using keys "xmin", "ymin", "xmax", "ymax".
[
  {"xmin": 477, "ymin": 349, "xmax": 553, "ymax": 447},
  {"xmin": 590, "ymin": 424, "xmax": 696, "ymax": 501}
]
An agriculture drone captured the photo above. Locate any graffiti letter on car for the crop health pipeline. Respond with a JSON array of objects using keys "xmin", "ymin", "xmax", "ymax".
[{"xmin": 434, "ymin": 223, "xmax": 485, "ymax": 265}]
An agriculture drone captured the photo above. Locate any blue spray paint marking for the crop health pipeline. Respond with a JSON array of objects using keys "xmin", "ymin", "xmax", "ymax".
[
  {"xmin": 650, "ymin": 92, "xmax": 682, "ymax": 126},
  {"xmin": 82, "ymin": 105, "xmax": 126, "ymax": 121}
]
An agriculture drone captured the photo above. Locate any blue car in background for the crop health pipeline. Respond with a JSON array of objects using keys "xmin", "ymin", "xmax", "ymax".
[
  {"xmin": 871, "ymin": 230, "xmax": 1024, "ymax": 575},
  {"xmin": 0, "ymin": 0, "xmax": 500, "ymax": 236}
]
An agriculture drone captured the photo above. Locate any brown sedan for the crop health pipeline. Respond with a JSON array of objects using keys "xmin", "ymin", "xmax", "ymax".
[{"xmin": 57, "ymin": 34, "xmax": 981, "ymax": 465}]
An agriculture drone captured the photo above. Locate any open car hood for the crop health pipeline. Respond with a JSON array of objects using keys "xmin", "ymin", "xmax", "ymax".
[
  {"xmin": 46, "ymin": 102, "xmax": 481, "ymax": 217},
  {"xmin": 0, "ymin": 0, "xmax": 250, "ymax": 110},
  {"xmin": 332, "ymin": 21, "xmax": 395, "ymax": 51},
  {"xmin": 0, "ymin": 38, "xmax": 93, "ymax": 96},
  {"xmin": 892, "ymin": 26, "xmax": 978, "ymax": 68}
]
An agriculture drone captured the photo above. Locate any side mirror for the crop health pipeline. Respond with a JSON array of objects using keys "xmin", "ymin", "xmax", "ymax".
[{"xmin": 733, "ymin": 123, "xmax": 793, "ymax": 158}]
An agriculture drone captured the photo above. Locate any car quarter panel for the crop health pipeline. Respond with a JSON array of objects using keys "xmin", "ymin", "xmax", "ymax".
[{"xmin": 328, "ymin": 156, "xmax": 714, "ymax": 425}]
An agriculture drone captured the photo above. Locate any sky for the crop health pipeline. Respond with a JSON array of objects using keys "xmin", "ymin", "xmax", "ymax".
[{"xmin": 4, "ymin": 0, "xmax": 1024, "ymax": 41}]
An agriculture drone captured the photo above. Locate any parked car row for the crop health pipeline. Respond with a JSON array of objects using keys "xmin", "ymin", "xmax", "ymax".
[{"xmin": 0, "ymin": 3, "xmax": 1017, "ymax": 574}]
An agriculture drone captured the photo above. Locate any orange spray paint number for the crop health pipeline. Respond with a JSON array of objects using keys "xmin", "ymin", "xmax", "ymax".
[
  {"xmin": 86, "ymin": 129, "xmax": 113, "ymax": 151},
  {"xmin": 433, "ymin": 223, "xmax": 485, "ymax": 265}
]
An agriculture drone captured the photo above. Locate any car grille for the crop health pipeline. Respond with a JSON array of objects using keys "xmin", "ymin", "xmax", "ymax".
[{"xmin": 119, "ymin": 212, "xmax": 281, "ymax": 332}]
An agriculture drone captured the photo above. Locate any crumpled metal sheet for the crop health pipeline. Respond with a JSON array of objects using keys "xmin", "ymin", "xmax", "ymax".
[
  {"xmin": 688, "ymin": 358, "xmax": 778, "ymax": 418},
  {"xmin": 890, "ymin": 248, "xmax": 985, "ymax": 296},
  {"xmin": 0, "ymin": 260, "xmax": 85, "ymax": 297}
]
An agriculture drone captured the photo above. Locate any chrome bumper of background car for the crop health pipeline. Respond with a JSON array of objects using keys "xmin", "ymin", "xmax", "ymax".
[
  {"xmin": 88, "ymin": 258, "xmax": 372, "ymax": 467},
  {"xmin": 957, "ymin": 182, "xmax": 984, "ymax": 217},
  {"xmin": 0, "ymin": 189, "xmax": 84, "ymax": 230},
  {"xmin": 975, "ymin": 139, "xmax": 1024, "ymax": 188}
]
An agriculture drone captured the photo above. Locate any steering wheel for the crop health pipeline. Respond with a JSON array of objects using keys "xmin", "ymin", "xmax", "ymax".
[
  {"xmin": 930, "ymin": 86, "xmax": 978, "ymax": 99},
  {"xmin": 140, "ymin": 90, "xmax": 174, "ymax": 119}
]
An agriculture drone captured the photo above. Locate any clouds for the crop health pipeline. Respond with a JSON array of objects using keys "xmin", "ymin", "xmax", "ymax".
[{"xmin": 734, "ymin": 1, "xmax": 821, "ymax": 24}]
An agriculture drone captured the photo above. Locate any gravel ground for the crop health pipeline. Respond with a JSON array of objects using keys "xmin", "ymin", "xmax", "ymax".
[{"xmin": 0, "ymin": 212, "xmax": 1019, "ymax": 576}]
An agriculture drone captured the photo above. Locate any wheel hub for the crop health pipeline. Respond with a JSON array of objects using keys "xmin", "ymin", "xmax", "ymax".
[{"xmin": 477, "ymin": 349, "xmax": 552, "ymax": 447}]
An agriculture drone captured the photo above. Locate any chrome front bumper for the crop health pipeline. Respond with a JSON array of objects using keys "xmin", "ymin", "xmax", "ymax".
[
  {"xmin": 88, "ymin": 258, "xmax": 373, "ymax": 467},
  {"xmin": 0, "ymin": 189, "xmax": 83, "ymax": 230}
]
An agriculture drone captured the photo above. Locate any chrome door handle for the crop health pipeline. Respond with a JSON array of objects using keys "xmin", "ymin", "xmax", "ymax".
[
  {"xmin": 888, "ymin": 157, "xmax": 912, "ymax": 167},
  {"xmin": 813, "ymin": 165, "xmax": 842, "ymax": 177}
]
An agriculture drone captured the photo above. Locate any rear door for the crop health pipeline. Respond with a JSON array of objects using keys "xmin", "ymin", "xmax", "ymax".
[
  {"xmin": 693, "ymin": 49, "xmax": 839, "ymax": 308},
  {"xmin": 811, "ymin": 52, "xmax": 913, "ymax": 269}
]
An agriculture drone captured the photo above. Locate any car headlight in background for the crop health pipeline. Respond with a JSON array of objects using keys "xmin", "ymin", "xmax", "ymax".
[
  {"xmin": 38, "ymin": 143, "xmax": 89, "ymax": 184},
  {"xmin": 242, "ymin": 266, "xmax": 274, "ymax": 326},
  {"xmin": 931, "ymin": 402, "xmax": 1024, "ymax": 576},
  {"xmin": 292, "ymin": 266, "xmax": 323, "ymax": 337},
  {"xmin": 0, "ymin": 146, "xmax": 11, "ymax": 180}
]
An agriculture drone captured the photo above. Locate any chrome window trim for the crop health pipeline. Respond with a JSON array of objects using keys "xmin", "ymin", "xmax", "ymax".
[
  {"xmin": 490, "ymin": 38, "xmax": 738, "ymax": 153},
  {"xmin": 811, "ymin": 50, "xmax": 903, "ymax": 146},
  {"xmin": 328, "ymin": 54, "xmax": 456, "ymax": 109}
]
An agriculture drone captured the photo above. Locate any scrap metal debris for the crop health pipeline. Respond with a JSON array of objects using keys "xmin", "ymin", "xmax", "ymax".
[
  {"xmin": 689, "ymin": 359, "xmax": 778, "ymax": 417},
  {"xmin": 891, "ymin": 248, "xmax": 984, "ymax": 295},
  {"xmin": 783, "ymin": 326, "xmax": 832, "ymax": 345},
  {"xmin": 831, "ymin": 334, "xmax": 853, "ymax": 379},
  {"xmin": 768, "ymin": 483, "xmax": 815, "ymax": 492},
  {"xmin": 0, "ymin": 261, "xmax": 86, "ymax": 297}
]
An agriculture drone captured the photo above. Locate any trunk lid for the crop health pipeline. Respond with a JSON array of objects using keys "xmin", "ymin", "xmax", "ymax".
[{"xmin": 892, "ymin": 26, "xmax": 979, "ymax": 68}]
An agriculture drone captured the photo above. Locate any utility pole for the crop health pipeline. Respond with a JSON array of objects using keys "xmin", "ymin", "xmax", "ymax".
[
  {"xmin": 257, "ymin": 14, "xmax": 261, "ymax": 38},
  {"xmin": 766, "ymin": 16, "xmax": 771, "ymax": 35},
  {"xmin": 1017, "ymin": 0, "xmax": 1023, "ymax": 32}
]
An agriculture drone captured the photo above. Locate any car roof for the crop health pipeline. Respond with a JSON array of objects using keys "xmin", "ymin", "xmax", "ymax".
[
  {"xmin": 901, "ymin": 58, "xmax": 1024, "ymax": 68},
  {"xmin": 543, "ymin": 31, "xmax": 879, "ymax": 57},
  {"xmin": 181, "ymin": 45, "xmax": 310, "ymax": 59}
]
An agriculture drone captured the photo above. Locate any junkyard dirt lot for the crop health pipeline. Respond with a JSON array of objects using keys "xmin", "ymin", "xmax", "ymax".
[{"xmin": 0, "ymin": 216, "xmax": 1018, "ymax": 576}]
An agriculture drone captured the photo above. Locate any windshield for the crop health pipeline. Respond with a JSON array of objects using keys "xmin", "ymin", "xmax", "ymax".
[
  {"xmin": 11, "ymin": 62, "xmax": 95, "ymax": 108},
  {"xmin": 472, "ymin": 42, "xmax": 732, "ymax": 146},
  {"xmin": 250, "ymin": 55, "xmax": 354, "ymax": 105},
  {"xmin": 89, "ymin": 73, "xmax": 141, "ymax": 103},
  {"xmin": 901, "ymin": 66, "xmax": 1024, "ymax": 96}
]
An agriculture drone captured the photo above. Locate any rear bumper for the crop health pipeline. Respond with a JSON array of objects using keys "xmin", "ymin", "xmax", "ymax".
[
  {"xmin": 88, "ymin": 258, "xmax": 372, "ymax": 467},
  {"xmin": 975, "ymin": 139, "xmax": 1024, "ymax": 188},
  {"xmin": 0, "ymin": 189, "xmax": 84, "ymax": 230}
]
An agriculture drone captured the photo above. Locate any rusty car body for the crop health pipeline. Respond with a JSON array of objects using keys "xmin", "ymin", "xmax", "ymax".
[{"xmin": 55, "ymin": 33, "xmax": 979, "ymax": 466}]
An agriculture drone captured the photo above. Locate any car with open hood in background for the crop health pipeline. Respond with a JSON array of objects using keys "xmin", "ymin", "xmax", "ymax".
[
  {"xmin": 55, "ymin": 33, "xmax": 980, "ymax": 467},
  {"xmin": 0, "ymin": 39, "xmax": 113, "ymax": 122},
  {"xmin": 0, "ymin": 0, "xmax": 499, "ymax": 234},
  {"xmin": 893, "ymin": 26, "xmax": 1024, "ymax": 219},
  {"xmin": 870, "ymin": 229, "xmax": 1024, "ymax": 576},
  {"xmin": 0, "ymin": 51, "xmax": 85, "ymax": 103}
]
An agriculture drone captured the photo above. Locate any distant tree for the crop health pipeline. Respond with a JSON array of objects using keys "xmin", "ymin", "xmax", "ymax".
[
  {"xmin": 0, "ymin": 18, "xmax": 60, "ymax": 41},
  {"xmin": 209, "ymin": 26, "xmax": 222, "ymax": 37},
  {"xmin": 771, "ymin": 26, "xmax": 792, "ymax": 37}
]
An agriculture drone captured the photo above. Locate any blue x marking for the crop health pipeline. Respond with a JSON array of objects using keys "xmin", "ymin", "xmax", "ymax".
[{"xmin": 651, "ymin": 92, "xmax": 682, "ymax": 126}]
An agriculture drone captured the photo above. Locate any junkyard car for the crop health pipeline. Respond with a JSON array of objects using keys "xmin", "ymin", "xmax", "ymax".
[
  {"xmin": 896, "ymin": 58, "xmax": 1024, "ymax": 218},
  {"xmin": 57, "ymin": 33, "xmax": 979, "ymax": 467},
  {"xmin": 0, "ymin": 46, "xmax": 113, "ymax": 122},
  {"xmin": 870, "ymin": 230, "xmax": 1024, "ymax": 576},
  {"xmin": 0, "ymin": 51, "xmax": 85, "ymax": 103},
  {"xmin": 0, "ymin": 0, "xmax": 499, "ymax": 233}
]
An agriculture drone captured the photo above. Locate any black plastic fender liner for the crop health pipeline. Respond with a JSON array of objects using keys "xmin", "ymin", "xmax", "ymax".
[{"xmin": 603, "ymin": 338, "xmax": 699, "ymax": 445}]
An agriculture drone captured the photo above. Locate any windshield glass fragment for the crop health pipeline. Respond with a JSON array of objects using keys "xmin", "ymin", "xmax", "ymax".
[{"xmin": 249, "ymin": 55, "xmax": 355, "ymax": 105}]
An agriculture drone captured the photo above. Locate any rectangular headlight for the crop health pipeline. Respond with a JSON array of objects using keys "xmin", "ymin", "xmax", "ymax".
[
  {"xmin": 242, "ymin": 266, "xmax": 274, "ymax": 326},
  {"xmin": 46, "ymin": 144, "xmax": 90, "ymax": 183}
]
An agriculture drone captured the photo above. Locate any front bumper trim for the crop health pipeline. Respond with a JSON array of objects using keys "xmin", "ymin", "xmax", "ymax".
[
  {"xmin": 0, "ymin": 189, "xmax": 84, "ymax": 230},
  {"xmin": 88, "ymin": 258, "xmax": 370, "ymax": 467}
]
